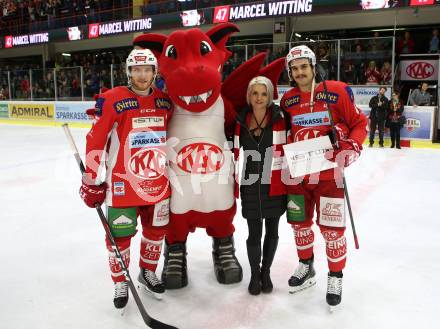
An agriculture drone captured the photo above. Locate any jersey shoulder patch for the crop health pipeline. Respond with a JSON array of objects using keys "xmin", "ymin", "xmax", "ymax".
[{"xmin": 344, "ymin": 85, "xmax": 355, "ymax": 104}]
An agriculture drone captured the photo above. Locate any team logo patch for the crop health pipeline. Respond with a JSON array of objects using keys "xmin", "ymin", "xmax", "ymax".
[
  {"xmin": 129, "ymin": 148, "xmax": 167, "ymax": 180},
  {"xmin": 319, "ymin": 196, "xmax": 345, "ymax": 228},
  {"xmin": 132, "ymin": 116, "xmax": 164, "ymax": 129},
  {"xmin": 155, "ymin": 98, "xmax": 171, "ymax": 110},
  {"xmin": 345, "ymin": 86, "xmax": 355, "ymax": 104},
  {"xmin": 177, "ymin": 143, "xmax": 224, "ymax": 174},
  {"xmin": 94, "ymin": 97, "xmax": 105, "ymax": 117},
  {"xmin": 292, "ymin": 111, "xmax": 330, "ymax": 127},
  {"xmin": 284, "ymin": 95, "xmax": 300, "ymax": 108},
  {"xmin": 129, "ymin": 131, "xmax": 166, "ymax": 149},
  {"xmin": 315, "ymin": 92, "xmax": 339, "ymax": 104},
  {"xmin": 113, "ymin": 98, "xmax": 139, "ymax": 113},
  {"xmin": 113, "ymin": 182, "xmax": 125, "ymax": 196}
]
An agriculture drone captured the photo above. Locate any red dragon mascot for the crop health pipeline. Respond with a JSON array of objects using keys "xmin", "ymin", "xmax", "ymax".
[{"xmin": 133, "ymin": 23, "xmax": 284, "ymax": 289}]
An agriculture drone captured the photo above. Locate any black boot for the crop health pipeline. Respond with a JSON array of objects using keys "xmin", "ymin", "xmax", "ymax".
[
  {"xmin": 212, "ymin": 236, "xmax": 243, "ymax": 284},
  {"xmin": 246, "ymin": 241, "xmax": 261, "ymax": 295},
  {"xmin": 261, "ymin": 237, "xmax": 278, "ymax": 293},
  {"xmin": 161, "ymin": 241, "xmax": 188, "ymax": 289}
]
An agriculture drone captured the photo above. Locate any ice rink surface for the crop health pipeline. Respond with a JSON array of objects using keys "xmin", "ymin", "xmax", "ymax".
[{"xmin": 1, "ymin": 124, "xmax": 439, "ymax": 329}]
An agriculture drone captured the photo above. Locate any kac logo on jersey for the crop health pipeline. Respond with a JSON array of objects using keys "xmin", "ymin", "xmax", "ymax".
[
  {"xmin": 155, "ymin": 98, "xmax": 171, "ymax": 110},
  {"xmin": 177, "ymin": 143, "xmax": 224, "ymax": 174},
  {"xmin": 129, "ymin": 148, "xmax": 167, "ymax": 180},
  {"xmin": 294, "ymin": 128, "xmax": 325, "ymax": 141},
  {"xmin": 284, "ymin": 95, "xmax": 300, "ymax": 108},
  {"xmin": 129, "ymin": 131, "xmax": 166, "ymax": 149},
  {"xmin": 293, "ymin": 111, "xmax": 330, "ymax": 127},
  {"xmin": 113, "ymin": 98, "xmax": 139, "ymax": 113}
]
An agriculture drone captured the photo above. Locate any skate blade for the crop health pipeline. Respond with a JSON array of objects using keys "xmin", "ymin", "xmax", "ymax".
[
  {"xmin": 137, "ymin": 283, "xmax": 163, "ymax": 301},
  {"xmin": 289, "ymin": 278, "xmax": 316, "ymax": 294},
  {"xmin": 328, "ymin": 304, "xmax": 340, "ymax": 313},
  {"xmin": 118, "ymin": 307, "xmax": 127, "ymax": 316}
]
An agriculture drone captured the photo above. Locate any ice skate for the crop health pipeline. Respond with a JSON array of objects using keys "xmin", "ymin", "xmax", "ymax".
[
  {"xmin": 138, "ymin": 268, "xmax": 165, "ymax": 300},
  {"xmin": 288, "ymin": 258, "xmax": 316, "ymax": 294}
]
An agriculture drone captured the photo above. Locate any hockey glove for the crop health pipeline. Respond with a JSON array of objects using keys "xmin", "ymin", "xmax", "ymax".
[
  {"xmin": 325, "ymin": 124, "xmax": 361, "ymax": 168},
  {"xmin": 79, "ymin": 176, "xmax": 107, "ymax": 208}
]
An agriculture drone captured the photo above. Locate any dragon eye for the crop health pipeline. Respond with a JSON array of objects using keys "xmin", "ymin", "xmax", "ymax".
[
  {"xmin": 200, "ymin": 41, "xmax": 212, "ymax": 56},
  {"xmin": 165, "ymin": 45, "xmax": 177, "ymax": 59}
]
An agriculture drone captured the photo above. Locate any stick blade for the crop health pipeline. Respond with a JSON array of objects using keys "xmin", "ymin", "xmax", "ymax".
[{"xmin": 148, "ymin": 318, "xmax": 179, "ymax": 329}]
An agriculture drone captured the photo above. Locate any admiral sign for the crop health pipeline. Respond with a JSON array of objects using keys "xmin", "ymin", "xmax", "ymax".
[
  {"xmin": 213, "ymin": 0, "xmax": 313, "ymax": 23},
  {"xmin": 400, "ymin": 60, "xmax": 438, "ymax": 81}
]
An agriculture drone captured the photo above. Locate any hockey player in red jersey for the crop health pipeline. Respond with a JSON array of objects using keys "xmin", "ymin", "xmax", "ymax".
[
  {"xmin": 79, "ymin": 48, "xmax": 173, "ymax": 309},
  {"xmin": 280, "ymin": 45, "xmax": 367, "ymax": 309}
]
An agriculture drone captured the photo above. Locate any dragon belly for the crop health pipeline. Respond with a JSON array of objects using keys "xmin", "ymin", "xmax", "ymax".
[{"xmin": 168, "ymin": 96, "xmax": 235, "ymax": 214}]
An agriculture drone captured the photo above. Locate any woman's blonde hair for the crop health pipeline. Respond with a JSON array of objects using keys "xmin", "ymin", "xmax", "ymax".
[{"xmin": 246, "ymin": 76, "xmax": 274, "ymax": 107}]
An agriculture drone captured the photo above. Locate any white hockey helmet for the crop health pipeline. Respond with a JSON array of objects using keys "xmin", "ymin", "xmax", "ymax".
[
  {"xmin": 286, "ymin": 45, "xmax": 316, "ymax": 80},
  {"xmin": 126, "ymin": 48, "xmax": 158, "ymax": 80}
]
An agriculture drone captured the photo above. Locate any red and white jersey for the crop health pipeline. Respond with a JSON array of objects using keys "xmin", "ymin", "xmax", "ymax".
[
  {"xmin": 85, "ymin": 86, "xmax": 173, "ymax": 207},
  {"xmin": 280, "ymin": 80, "xmax": 367, "ymax": 181}
]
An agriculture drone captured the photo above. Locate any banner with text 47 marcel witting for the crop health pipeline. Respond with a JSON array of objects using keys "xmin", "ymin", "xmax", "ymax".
[{"xmin": 8, "ymin": 103, "xmax": 54, "ymax": 120}]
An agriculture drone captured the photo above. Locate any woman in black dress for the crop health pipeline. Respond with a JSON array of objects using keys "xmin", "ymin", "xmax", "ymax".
[
  {"xmin": 388, "ymin": 90, "xmax": 404, "ymax": 149},
  {"xmin": 233, "ymin": 76, "xmax": 287, "ymax": 295}
]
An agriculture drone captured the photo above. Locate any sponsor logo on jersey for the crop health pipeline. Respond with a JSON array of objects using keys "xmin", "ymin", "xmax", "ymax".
[
  {"xmin": 288, "ymin": 200, "xmax": 301, "ymax": 211},
  {"xmin": 153, "ymin": 199, "xmax": 169, "ymax": 227},
  {"xmin": 129, "ymin": 131, "xmax": 166, "ymax": 148},
  {"xmin": 287, "ymin": 195, "xmax": 305, "ymax": 222},
  {"xmin": 132, "ymin": 116, "xmax": 164, "ymax": 129},
  {"xmin": 292, "ymin": 111, "xmax": 330, "ymax": 127},
  {"xmin": 113, "ymin": 98, "xmax": 139, "ymax": 113},
  {"xmin": 129, "ymin": 148, "xmax": 166, "ymax": 180},
  {"xmin": 319, "ymin": 197, "xmax": 345, "ymax": 228},
  {"xmin": 113, "ymin": 182, "xmax": 125, "ymax": 196},
  {"xmin": 315, "ymin": 91, "xmax": 338, "ymax": 104},
  {"xmin": 113, "ymin": 215, "xmax": 133, "ymax": 225},
  {"xmin": 283, "ymin": 95, "xmax": 300, "ymax": 108},
  {"xmin": 294, "ymin": 128, "xmax": 325, "ymax": 141},
  {"xmin": 155, "ymin": 98, "xmax": 171, "ymax": 110},
  {"xmin": 177, "ymin": 143, "xmax": 224, "ymax": 174}
]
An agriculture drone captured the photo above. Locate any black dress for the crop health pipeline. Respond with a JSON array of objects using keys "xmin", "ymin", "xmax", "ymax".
[{"xmin": 237, "ymin": 106, "xmax": 287, "ymax": 220}]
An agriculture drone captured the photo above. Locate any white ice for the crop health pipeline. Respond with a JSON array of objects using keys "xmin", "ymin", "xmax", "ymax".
[{"xmin": 1, "ymin": 124, "xmax": 439, "ymax": 329}]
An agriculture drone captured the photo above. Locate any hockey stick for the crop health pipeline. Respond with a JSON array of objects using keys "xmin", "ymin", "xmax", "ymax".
[
  {"xmin": 317, "ymin": 77, "xmax": 360, "ymax": 250},
  {"xmin": 62, "ymin": 123, "xmax": 178, "ymax": 329}
]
